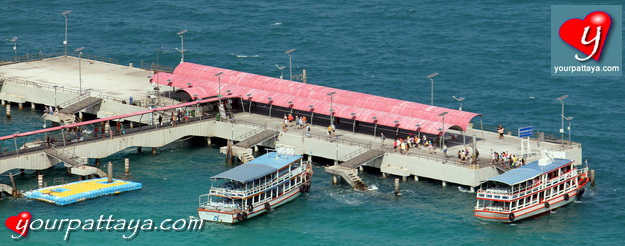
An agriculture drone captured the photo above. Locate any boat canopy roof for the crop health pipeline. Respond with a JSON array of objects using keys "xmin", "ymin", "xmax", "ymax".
[
  {"xmin": 211, "ymin": 152, "xmax": 302, "ymax": 183},
  {"xmin": 484, "ymin": 158, "xmax": 573, "ymax": 186}
]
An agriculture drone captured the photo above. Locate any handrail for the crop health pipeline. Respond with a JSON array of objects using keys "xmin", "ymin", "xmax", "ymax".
[
  {"xmin": 339, "ymin": 147, "xmax": 370, "ymax": 162},
  {"xmin": 1, "ymin": 76, "xmax": 126, "ymax": 104}
]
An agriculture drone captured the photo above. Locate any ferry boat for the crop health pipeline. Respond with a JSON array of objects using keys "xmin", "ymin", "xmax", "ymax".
[
  {"xmin": 474, "ymin": 158, "xmax": 590, "ymax": 223},
  {"xmin": 198, "ymin": 151, "xmax": 313, "ymax": 223}
]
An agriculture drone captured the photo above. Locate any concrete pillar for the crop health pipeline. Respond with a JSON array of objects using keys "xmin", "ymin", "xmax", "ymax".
[
  {"xmin": 442, "ymin": 181, "xmax": 447, "ymax": 187},
  {"xmin": 1, "ymin": 100, "xmax": 4, "ymax": 106},
  {"xmin": 124, "ymin": 158, "xmax": 130, "ymax": 175},
  {"xmin": 130, "ymin": 122, "xmax": 134, "ymax": 128},
  {"xmin": 5, "ymin": 104, "xmax": 10, "ymax": 118},
  {"xmin": 104, "ymin": 122, "xmax": 110, "ymax": 134},
  {"xmin": 38, "ymin": 174, "xmax": 44, "ymax": 189},
  {"xmin": 20, "ymin": 169, "xmax": 25, "ymax": 177},
  {"xmin": 470, "ymin": 186, "xmax": 475, "ymax": 193},
  {"xmin": 206, "ymin": 137, "xmax": 212, "ymax": 146},
  {"xmin": 254, "ymin": 145, "xmax": 259, "ymax": 152},
  {"xmin": 590, "ymin": 169, "xmax": 595, "ymax": 186},
  {"xmin": 414, "ymin": 175, "xmax": 419, "ymax": 182},
  {"xmin": 152, "ymin": 147, "xmax": 157, "ymax": 155},
  {"xmin": 382, "ymin": 172, "xmax": 387, "ymax": 178},
  {"xmin": 137, "ymin": 147, "xmax": 142, "ymax": 153},
  {"xmin": 402, "ymin": 176, "xmax": 407, "ymax": 182},
  {"xmin": 95, "ymin": 159, "xmax": 100, "ymax": 167},
  {"xmin": 332, "ymin": 175, "xmax": 338, "ymax": 184},
  {"xmin": 359, "ymin": 166, "xmax": 363, "ymax": 172},
  {"xmin": 31, "ymin": 102, "xmax": 35, "ymax": 110},
  {"xmin": 394, "ymin": 178, "xmax": 400, "ymax": 196},
  {"xmin": 107, "ymin": 162, "xmax": 113, "ymax": 183},
  {"xmin": 79, "ymin": 112, "xmax": 83, "ymax": 121},
  {"xmin": 18, "ymin": 103, "xmax": 23, "ymax": 110}
]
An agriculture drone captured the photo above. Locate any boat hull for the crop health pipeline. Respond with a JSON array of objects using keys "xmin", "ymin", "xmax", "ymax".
[
  {"xmin": 474, "ymin": 189, "xmax": 580, "ymax": 223},
  {"xmin": 198, "ymin": 187, "xmax": 302, "ymax": 224}
]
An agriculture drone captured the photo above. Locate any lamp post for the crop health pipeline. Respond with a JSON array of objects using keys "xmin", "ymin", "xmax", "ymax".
[
  {"xmin": 276, "ymin": 64, "xmax": 285, "ymax": 79},
  {"xmin": 215, "ymin": 72, "xmax": 223, "ymax": 103},
  {"xmin": 285, "ymin": 49, "xmax": 295, "ymax": 80},
  {"xmin": 557, "ymin": 95, "xmax": 569, "ymax": 145},
  {"xmin": 309, "ymin": 105, "xmax": 314, "ymax": 125},
  {"xmin": 167, "ymin": 79, "xmax": 174, "ymax": 105},
  {"xmin": 426, "ymin": 72, "xmax": 438, "ymax": 106},
  {"xmin": 61, "ymin": 10, "xmax": 72, "ymax": 56},
  {"xmin": 373, "ymin": 116, "xmax": 378, "ymax": 137},
  {"xmin": 452, "ymin": 96, "xmax": 465, "ymax": 111},
  {"xmin": 565, "ymin": 116, "xmax": 574, "ymax": 144},
  {"xmin": 53, "ymin": 85, "xmax": 59, "ymax": 107},
  {"xmin": 415, "ymin": 124, "xmax": 421, "ymax": 139},
  {"xmin": 288, "ymin": 101, "xmax": 294, "ymax": 114},
  {"xmin": 394, "ymin": 120, "xmax": 400, "ymax": 136},
  {"xmin": 327, "ymin": 92, "xmax": 336, "ymax": 126},
  {"xmin": 74, "ymin": 47, "xmax": 85, "ymax": 94},
  {"xmin": 439, "ymin": 112, "xmax": 448, "ymax": 148},
  {"xmin": 176, "ymin": 30, "xmax": 188, "ymax": 64},
  {"xmin": 351, "ymin": 112, "xmax": 356, "ymax": 133},
  {"xmin": 10, "ymin": 37, "xmax": 18, "ymax": 61}
]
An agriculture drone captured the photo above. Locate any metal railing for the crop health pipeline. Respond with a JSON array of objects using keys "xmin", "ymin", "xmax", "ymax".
[
  {"xmin": 139, "ymin": 61, "xmax": 175, "ymax": 73},
  {"xmin": 0, "ymin": 52, "xmax": 62, "ymax": 65},
  {"xmin": 339, "ymin": 147, "xmax": 371, "ymax": 162}
]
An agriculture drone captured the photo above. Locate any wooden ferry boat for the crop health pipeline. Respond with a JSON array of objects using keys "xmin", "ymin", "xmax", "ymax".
[
  {"xmin": 198, "ymin": 151, "xmax": 313, "ymax": 223},
  {"xmin": 474, "ymin": 158, "xmax": 590, "ymax": 223}
]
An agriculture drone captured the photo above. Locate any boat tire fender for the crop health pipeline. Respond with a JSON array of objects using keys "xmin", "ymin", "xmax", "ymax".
[
  {"xmin": 242, "ymin": 212, "xmax": 248, "ymax": 220},
  {"xmin": 265, "ymin": 202, "xmax": 271, "ymax": 211},
  {"xmin": 236, "ymin": 213, "xmax": 244, "ymax": 221},
  {"xmin": 508, "ymin": 213, "xmax": 515, "ymax": 222},
  {"xmin": 564, "ymin": 193, "xmax": 569, "ymax": 201},
  {"xmin": 248, "ymin": 204, "xmax": 254, "ymax": 212},
  {"xmin": 577, "ymin": 188, "xmax": 585, "ymax": 198},
  {"xmin": 545, "ymin": 202, "xmax": 550, "ymax": 209}
]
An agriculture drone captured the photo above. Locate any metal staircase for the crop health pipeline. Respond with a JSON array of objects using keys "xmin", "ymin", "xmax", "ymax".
[
  {"xmin": 234, "ymin": 129, "xmax": 278, "ymax": 149},
  {"xmin": 44, "ymin": 146, "xmax": 86, "ymax": 168},
  {"xmin": 59, "ymin": 95, "xmax": 102, "ymax": 114}
]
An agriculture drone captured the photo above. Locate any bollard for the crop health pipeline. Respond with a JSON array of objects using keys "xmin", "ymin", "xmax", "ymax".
[
  {"xmin": 38, "ymin": 174, "xmax": 44, "ymax": 189},
  {"xmin": 442, "ymin": 181, "xmax": 447, "ymax": 187},
  {"xmin": 31, "ymin": 102, "xmax": 35, "ymax": 110},
  {"xmin": 107, "ymin": 162, "xmax": 113, "ymax": 183},
  {"xmin": 590, "ymin": 169, "xmax": 595, "ymax": 186},
  {"xmin": 152, "ymin": 147, "xmax": 157, "ymax": 155},
  {"xmin": 6, "ymin": 104, "xmax": 10, "ymax": 118},
  {"xmin": 394, "ymin": 178, "xmax": 400, "ymax": 196},
  {"xmin": 18, "ymin": 103, "xmax": 23, "ymax": 110},
  {"xmin": 414, "ymin": 175, "xmax": 419, "ymax": 182},
  {"xmin": 125, "ymin": 158, "xmax": 130, "ymax": 175}
]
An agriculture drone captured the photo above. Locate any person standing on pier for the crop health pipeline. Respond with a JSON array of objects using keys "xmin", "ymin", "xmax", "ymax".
[
  {"xmin": 497, "ymin": 124, "xmax": 505, "ymax": 140},
  {"xmin": 306, "ymin": 125, "xmax": 311, "ymax": 138},
  {"xmin": 381, "ymin": 133, "xmax": 386, "ymax": 147},
  {"xmin": 158, "ymin": 114, "xmax": 163, "ymax": 126}
]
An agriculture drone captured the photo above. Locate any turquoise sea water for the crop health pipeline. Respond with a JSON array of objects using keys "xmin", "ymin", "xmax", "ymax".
[{"xmin": 1, "ymin": 0, "xmax": 624, "ymax": 245}]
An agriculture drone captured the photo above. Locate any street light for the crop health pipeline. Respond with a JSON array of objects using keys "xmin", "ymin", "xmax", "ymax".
[
  {"xmin": 415, "ymin": 123, "xmax": 422, "ymax": 139},
  {"xmin": 9, "ymin": 37, "xmax": 18, "ymax": 61},
  {"xmin": 176, "ymin": 30, "xmax": 188, "ymax": 64},
  {"xmin": 439, "ymin": 112, "xmax": 448, "ymax": 148},
  {"xmin": 288, "ymin": 101, "xmax": 294, "ymax": 114},
  {"xmin": 275, "ymin": 64, "xmax": 285, "ymax": 79},
  {"xmin": 285, "ymin": 49, "xmax": 296, "ymax": 80},
  {"xmin": 351, "ymin": 112, "xmax": 357, "ymax": 133},
  {"xmin": 309, "ymin": 105, "xmax": 314, "ymax": 125},
  {"xmin": 394, "ymin": 120, "xmax": 400, "ymax": 136},
  {"xmin": 426, "ymin": 72, "xmax": 438, "ymax": 106},
  {"xmin": 61, "ymin": 10, "xmax": 72, "ymax": 56},
  {"xmin": 452, "ymin": 96, "xmax": 465, "ymax": 111},
  {"xmin": 327, "ymin": 92, "xmax": 336, "ymax": 126},
  {"xmin": 246, "ymin": 94, "xmax": 253, "ymax": 114},
  {"xmin": 373, "ymin": 116, "xmax": 378, "ymax": 137},
  {"xmin": 214, "ymin": 72, "xmax": 223, "ymax": 103},
  {"xmin": 565, "ymin": 116, "xmax": 574, "ymax": 144},
  {"xmin": 74, "ymin": 47, "xmax": 85, "ymax": 94},
  {"xmin": 557, "ymin": 95, "xmax": 569, "ymax": 145}
]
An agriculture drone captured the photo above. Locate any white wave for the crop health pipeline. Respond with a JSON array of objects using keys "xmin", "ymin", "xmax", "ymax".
[
  {"xmin": 271, "ymin": 22, "xmax": 282, "ymax": 26},
  {"xmin": 457, "ymin": 187, "xmax": 473, "ymax": 193},
  {"xmin": 229, "ymin": 53, "xmax": 260, "ymax": 58},
  {"xmin": 367, "ymin": 184, "xmax": 378, "ymax": 191}
]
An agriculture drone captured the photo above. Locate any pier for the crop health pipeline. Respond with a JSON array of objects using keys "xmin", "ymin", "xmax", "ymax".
[{"xmin": 0, "ymin": 54, "xmax": 583, "ymax": 195}]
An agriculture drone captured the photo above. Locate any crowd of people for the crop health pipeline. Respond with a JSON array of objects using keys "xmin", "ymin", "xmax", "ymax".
[
  {"xmin": 491, "ymin": 149, "xmax": 526, "ymax": 169},
  {"xmin": 281, "ymin": 114, "xmax": 312, "ymax": 137}
]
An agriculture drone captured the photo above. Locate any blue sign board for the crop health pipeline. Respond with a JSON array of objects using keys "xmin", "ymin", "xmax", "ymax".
[{"xmin": 518, "ymin": 126, "xmax": 533, "ymax": 138}]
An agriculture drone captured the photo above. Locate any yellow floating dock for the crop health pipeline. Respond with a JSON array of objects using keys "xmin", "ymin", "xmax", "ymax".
[{"xmin": 25, "ymin": 178, "xmax": 142, "ymax": 205}]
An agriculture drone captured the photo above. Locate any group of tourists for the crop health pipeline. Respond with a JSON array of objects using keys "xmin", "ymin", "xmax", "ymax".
[
  {"xmin": 43, "ymin": 106, "xmax": 57, "ymax": 115},
  {"xmin": 282, "ymin": 114, "xmax": 309, "ymax": 133},
  {"xmin": 458, "ymin": 146, "xmax": 480, "ymax": 164},
  {"xmin": 491, "ymin": 149, "xmax": 525, "ymax": 168},
  {"xmin": 385, "ymin": 132, "xmax": 437, "ymax": 155}
]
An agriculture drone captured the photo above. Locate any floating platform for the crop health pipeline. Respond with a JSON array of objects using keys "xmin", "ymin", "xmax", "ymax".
[{"xmin": 24, "ymin": 178, "xmax": 141, "ymax": 206}]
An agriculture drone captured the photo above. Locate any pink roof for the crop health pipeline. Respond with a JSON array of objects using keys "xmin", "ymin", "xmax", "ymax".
[{"xmin": 150, "ymin": 63, "xmax": 482, "ymax": 135}]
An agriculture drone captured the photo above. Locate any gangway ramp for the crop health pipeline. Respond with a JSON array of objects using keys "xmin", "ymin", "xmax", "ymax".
[
  {"xmin": 339, "ymin": 149, "xmax": 385, "ymax": 169},
  {"xmin": 325, "ymin": 149, "xmax": 385, "ymax": 191},
  {"xmin": 59, "ymin": 96, "xmax": 102, "ymax": 115},
  {"xmin": 44, "ymin": 146, "xmax": 86, "ymax": 168},
  {"xmin": 0, "ymin": 183, "xmax": 19, "ymax": 197},
  {"xmin": 325, "ymin": 166, "xmax": 369, "ymax": 191},
  {"xmin": 234, "ymin": 129, "xmax": 278, "ymax": 149}
]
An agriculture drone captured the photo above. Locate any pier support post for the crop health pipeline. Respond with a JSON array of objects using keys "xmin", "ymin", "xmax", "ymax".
[
  {"xmin": 9, "ymin": 172, "xmax": 18, "ymax": 197},
  {"xmin": 18, "ymin": 103, "xmax": 23, "ymax": 110},
  {"xmin": 107, "ymin": 162, "xmax": 113, "ymax": 183},
  {"xmin": 402, "ymin": 176, "xmax": 407, "ymax": 182},
  {"xmin": 206, "ymin": 137, "xmax": 212, "ymax": 146},
  {"xmin": 470, "ymin": 186, "xmax": 475, "ymax": 193},
  {"xmin": 130, "ymin": 122, "xmax": 134, "ymax": 128},
  {"xmin": 442, "ymin": 181, "xmax": 447, "ymax": 187},
  {"xmin": 254, "ymin": 145, "xmax": 259, "ymax": 153},
  {"xmin": 359, "ymin": 166, "xmax": 363, "ymax": 172},
  {"xmin": 38, "ymin": 174, "xmax": 43, "ymax": 189},
  {"xmin": 414, "ymin": 175, "xmax": 419, "ymax": 182},
  {"xmin": 137, "ymin": 147, "xmax": 142, "ymax": 153},
  {"xmin": 590, "ymin": 169, "xmax": 595, "ymax": 186},
  {"xmin": 95, "ymin": 158, "xmax": 100, "ymax": 167},
  {"xmin": 79, "ymin": 112, "xmax": 83, "ymax": 121},
  {"xmin": 152, "ymin": 147, "xmax": 157, "ymax": 155},
  {"xmin": 332, "ymin": 175, "xmax": 339, "ymax": 184},
  {"xmin": 20, "ymin": 169, "xmax": 25, "ymax": 177},
  {"xmin": 31, "ymin": 102, "xmax": 35, "ymax": 110},
  {"xmin": 6, "ymin": 104, "xmax": 10, "ymax": 119},
  {"xmin": 382, "ymin": 172, "xmax": 387, "ymax": 178},
  {"xmin": 125, "ymin": 158, "xmax": 130, "ymax": 175},
  {"xmin": 1, "ymin": 100, "xmax": 4, "ymax": 106},
  {"xmin": 394, "ymin": 178, "xmax": 400, "ymax": 196}
]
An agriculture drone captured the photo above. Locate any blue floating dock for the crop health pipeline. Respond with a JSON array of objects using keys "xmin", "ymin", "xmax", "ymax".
[{"xmin": 24, "ymin": 178, "xmax": 142, "ymax": 206}]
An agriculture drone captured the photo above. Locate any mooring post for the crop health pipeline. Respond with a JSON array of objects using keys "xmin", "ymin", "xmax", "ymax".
[
  {"xmin": 1, "ymin": 100, "xmax": 4, "ymax": 106},
  {"xmin": 38, "ymin": 174, "xmax": 44, "ymax": 189},
  {"xmin": 394, "ymin": 178, "xmax": 400, "ymax": 196},
  {"xmin": 590, "ymin": 169, "xmax": 595, "ymax": 186},
  {"xmin": 107, "ymin": 162, "xmax": 113, "ymax": 183},
  {"xmin": 206, "ymin": 137, "xmax": 212, "ymax": 146},
  {"xmin": 6, "ymin": 104, "xmax": 10, "ymax": 119},
  {"xmin": 79, "ymin": 112, "xmax": 83, "ymax": 121},
  {"xmin": 125, "ymin": 158, "xmax": 130, "ymax": 175}
]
